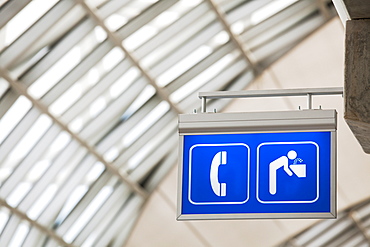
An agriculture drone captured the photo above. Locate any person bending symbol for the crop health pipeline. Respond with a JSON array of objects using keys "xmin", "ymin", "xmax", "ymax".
[{"xmin": 269, "ymin": 150, "xmax": 297, "ymax": 195}]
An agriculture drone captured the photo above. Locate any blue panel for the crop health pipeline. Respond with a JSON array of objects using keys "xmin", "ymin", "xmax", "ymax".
[{"xmin": 181, "ymin": 132, "xmax": 332, "ymax": 215}]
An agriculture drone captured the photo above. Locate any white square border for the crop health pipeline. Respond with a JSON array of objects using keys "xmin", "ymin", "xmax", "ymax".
[
  {"xmin": 256, "ymin": 141, "xmax": 320, "ymax": 204},
  {"xmin": 188, "ymin": 143, "xmax": 250, "ymax": 205}
]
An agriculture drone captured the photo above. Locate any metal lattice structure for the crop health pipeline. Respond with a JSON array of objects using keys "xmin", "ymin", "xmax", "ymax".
[
  {"xmin": 0, "ymin": 0, "xmax": 337, "ymax": 246},
  {"xmin": 279, "ymin": 197, "xmax": 370, "ymax": 247}
]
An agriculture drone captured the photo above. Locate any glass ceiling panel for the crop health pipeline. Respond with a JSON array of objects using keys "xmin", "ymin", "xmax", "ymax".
[
  {"xmin": 0, "ymin": 0, "xmax": 337, "ymax": 246},
  {"xmin": 279, "ymin": 197, "xmax": 370, "ymax": 247}
]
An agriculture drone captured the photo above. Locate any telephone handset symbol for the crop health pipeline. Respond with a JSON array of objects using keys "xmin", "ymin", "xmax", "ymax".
[{"xmin": 210, "ymin": 151, "xmax": 227, "ymax": 197}]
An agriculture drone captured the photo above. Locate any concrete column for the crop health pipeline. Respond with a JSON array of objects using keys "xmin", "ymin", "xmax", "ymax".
[{"xmin": 344, "ymin": 19, "xmax": 370, "ymax": 154}]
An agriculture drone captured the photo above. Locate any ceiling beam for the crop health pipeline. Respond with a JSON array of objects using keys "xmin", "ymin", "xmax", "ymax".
[
  {"xmin": 0, "ymin": 198, "xmax": 75, "ymax": 247},
  {"xmin": 75, "ymin": 0, "xmax": 183, "ymax": 115},
  {"xmin": 205, "ymin": 0, "xmax": 261, "ymax": 76},
  {"xmin": 0, "ymin": 67, "xmax": 149, "ymax": 199}
]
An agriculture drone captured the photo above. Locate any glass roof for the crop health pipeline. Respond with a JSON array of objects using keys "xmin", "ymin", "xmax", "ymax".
[
  {"xmin": 0, "ymin": 0, "xmax": 337, "ymax": 246},
  {"xmin": 279, "ymin": 197, "xmax": 370, "ymax": 247}
]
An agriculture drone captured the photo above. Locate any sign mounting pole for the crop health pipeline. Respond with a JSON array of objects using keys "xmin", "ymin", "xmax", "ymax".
[{"xmin": 198, "ymin": 87, "xmax": 343, "ymax": 112}]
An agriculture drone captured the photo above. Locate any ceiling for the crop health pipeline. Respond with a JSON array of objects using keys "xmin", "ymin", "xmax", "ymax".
[{"xmin": 0, "ymin": 0, "xmax": 359, "ymax": 246}]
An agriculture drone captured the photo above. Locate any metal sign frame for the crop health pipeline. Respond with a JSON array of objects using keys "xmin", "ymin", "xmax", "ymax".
[{"xmin": 177, "ymin": 110, "xmax": 337, "ymax": 220}]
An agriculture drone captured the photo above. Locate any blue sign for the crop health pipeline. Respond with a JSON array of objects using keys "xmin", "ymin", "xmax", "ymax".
[{"xmin": 179, "ymin": 131, "xmax": 334, "ymax": 218}]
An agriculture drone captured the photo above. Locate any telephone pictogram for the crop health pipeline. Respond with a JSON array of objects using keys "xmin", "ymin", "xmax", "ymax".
[
  {"xmin": 210, "ymin": 151, "xmax": 227, "ymax": 197},
  {"xmin": 187, "ymin": 143, "xmax": 249, "ymax": 205}
]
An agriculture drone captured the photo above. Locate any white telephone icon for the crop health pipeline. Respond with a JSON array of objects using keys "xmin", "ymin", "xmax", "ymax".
[{"xmin": 210, "ymin": 151, "xmax": 227, "ymax": 197}]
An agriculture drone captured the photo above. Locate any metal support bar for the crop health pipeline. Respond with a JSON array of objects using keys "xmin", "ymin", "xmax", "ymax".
[
  {"xmin": 349, "ymin": 211, "xmax": 370, "ymax": 243},
  {"xmin": 0, "ymin": 67, "xmax": 149, "ymax": 199},
  {"xmin": 199, "ymin": 87, "xmax": 343, "ymax": 112},
  {"xmin": 76, "ymin": 0, "xmax": 183, "ymax": 115},
  {"xmin": 332, "ymin": 0, "xmax": 350, "ymax": 26},
  {"xmin": 316, "ymin": 0, "xmax": 332, "ymax": 20},
  {"xmin": 0, "ymin": 198, "xmax": 75, "ymax": 247},
  {"xmin": 205, "ymin": 0, "xmax": 260, "ymax": 76},
  {"xmin": 307, "ymin": 93, "xmax": 313, "ymax": 109},
  {"xmin": 201, "ymin": 97, "xmax": 206, "ymax": 113}
]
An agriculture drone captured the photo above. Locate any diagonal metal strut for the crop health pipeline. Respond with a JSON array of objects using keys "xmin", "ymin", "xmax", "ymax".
[
  {"xmin": 75, "ymin": 0, "xmax": 183, "ymax": 115},
  {"xmin": 205, "ymin": 0, "xmax": 260, "ymax": 76},
  {"xmin": 0, "ymin": 67, "xmax": 148, "ymax": 199},
  {"xmin": 0, "ymin": 198, "xmax": 75, "ymax": 247}
]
